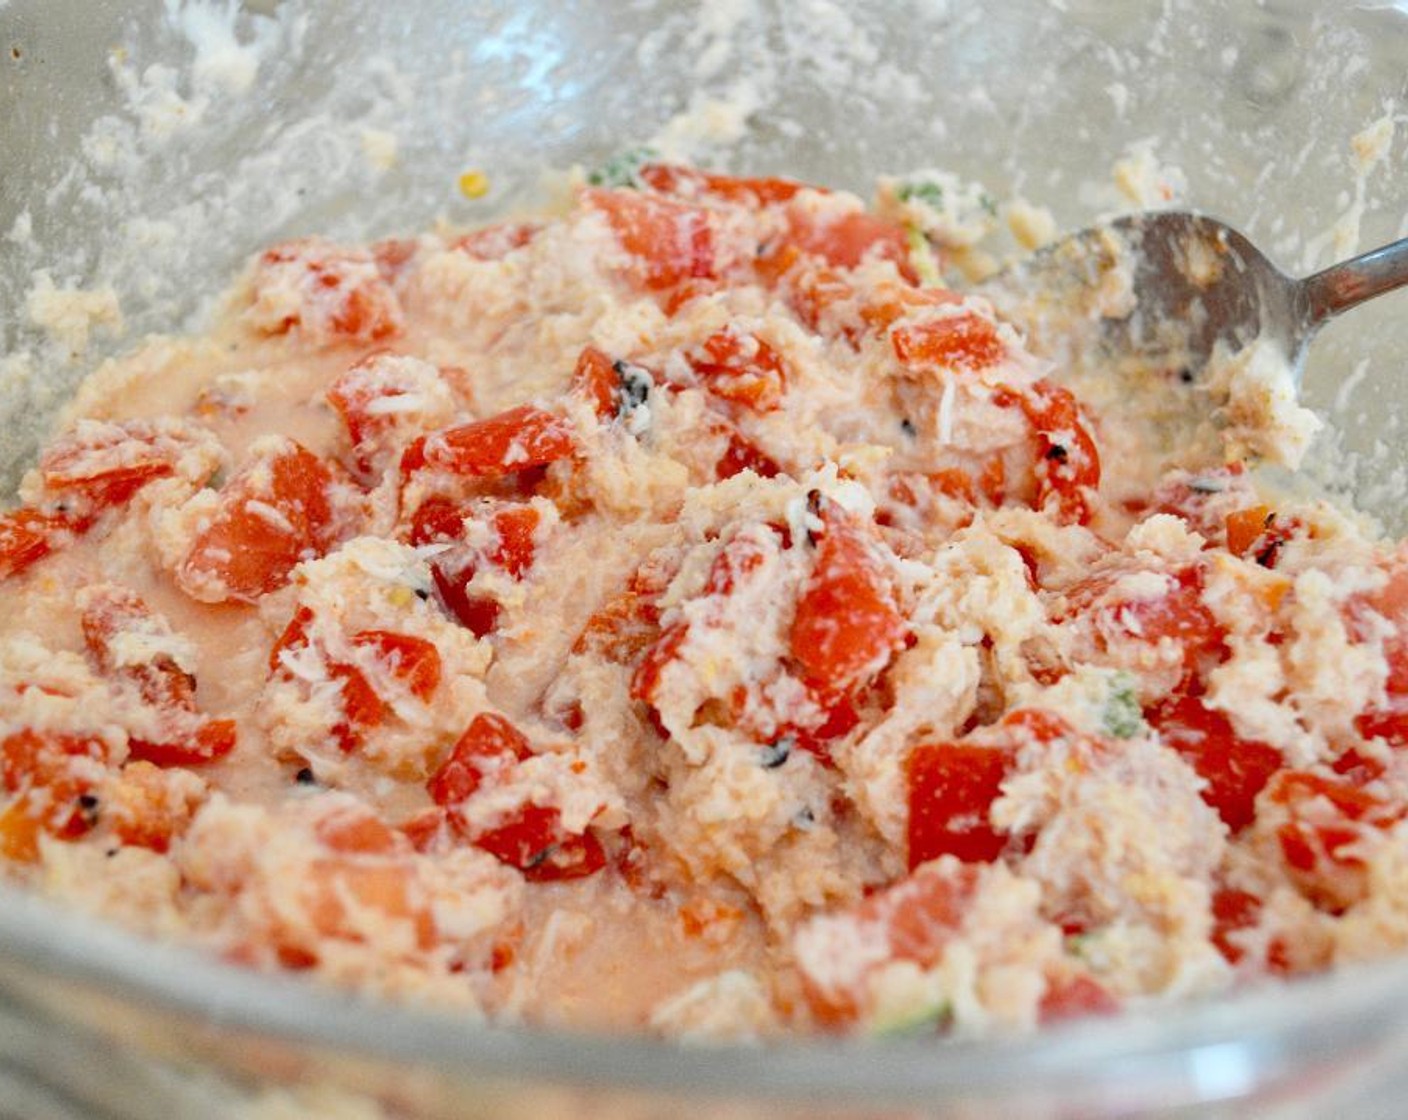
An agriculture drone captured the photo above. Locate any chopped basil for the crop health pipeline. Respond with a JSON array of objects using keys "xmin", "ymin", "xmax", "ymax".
[
  {"xmin": 587, "ymin": 147, "xmax": 660, "ymax": 189},
  {"xmin": 1102, "ymin": 673, "xmax": 1145, "ymax": 739},
  {"xmin": 897, "ymin": 180, "xmax": 947, "ymax": 209}
]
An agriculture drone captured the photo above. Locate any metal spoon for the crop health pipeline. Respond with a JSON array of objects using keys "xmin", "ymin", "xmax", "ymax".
[{"xmin": 983, "ymin": 212, "xmax": 1408, "ymax": 386}]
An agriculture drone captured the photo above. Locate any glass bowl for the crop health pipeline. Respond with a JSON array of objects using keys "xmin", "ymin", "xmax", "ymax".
[{"xmin": 2, "ymin": 2, "xmax": 1408, "ymax": 1115}]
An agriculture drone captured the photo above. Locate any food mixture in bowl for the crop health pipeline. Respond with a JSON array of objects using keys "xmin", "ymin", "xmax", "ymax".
[{"xmin": 1, "ymin": 160, "xmax": 1405, "ymax": 1040}]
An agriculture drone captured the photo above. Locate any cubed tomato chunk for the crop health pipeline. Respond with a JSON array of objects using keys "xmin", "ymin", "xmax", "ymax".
[
  {"xmin": 451, "ymin": 222, "xmax": 541, "ymax": 260},
  {"xmin": 689, "ymin": 328, "xmax": 787, "ymax": 411},
  {"xmin": 716, "ymin": 431, "xmax": 781, "ymax": 480},
  {"xmin": 81, "ymin": 586, "xmax": 197, "ymax": 711},
  {"xmin": 471, "ymin": 804, "xmax": 607, "ymax": 882},
  {"xmin": 178, "ymin": 439, "xmax": 339, "ymax": 604},
  {"xmin": 81, "ymin": 586, "xmax": 237, "ymax": 766},
  {"xmin": 351, "ymin": 630, "xmax": 442, "ymax": 701},
  {"xmin": 1150, "ymin": 695, "xmax": 1282, "ymax": 832},
  {"xmin": 488, "ymin": 504, "xmax": 540, "ymax": 579},
  {"xmin": 906, "ymin": 742, "xmax": 1012, "ymax": 868},
  {"xmin": 39, "ymin": 419, "xmax": 195, "ymax": 506},
  {"xmin": 890, "ymin": 312, "xmax": 1004, "ymax": 372},
  {"xmin": 0, "ymin": 509, "xmax": 83, "ymax": 581},
  {"xmin": 797, "ymin": 858, "xmax": 980, "ymax": 1027},
  {"xmin": 1, "ymin": 729, "xmax": 108, "ymax": 845},
  {"xmin": 789, "ymin": 506, "xmax": 906, "ymax": 694},
  {"xmin": 1038, "ymin": 974, "xmax": 1121, "ymax": 1024},
  {"xmin": 327, "ymin": 352, "xmax": 448, "ymax": 476},
  {"xmin": 1266, "ymin": 769, "xmax": 1405, "ymax": 912},
  {"xmin": 248, "ymin": 237, "xmax": 404, "ymax": 343},
  {"xmin": 786, "ymin": 207, "xmax": 914, "ymax": 281},
  {"xmin": 427, "ymin": 713, "xmax": 533, "ymax": 806},
  {"xmin": 582, "ymin": 187, "xmax": 716, "ymax": 290},
  {"xmin": 403, "ymin": 405, "xmax": 574, "ymax": 478},
  {"xmin": 638, "ymin": 163, "xmax": 810, "ymax": 207},
  {"xmin": 998, "ymin": 381, "xmax": 1101, "ymax": 525},
  {"xmin": 571, "ymin": 345, "xmax": 621, "ymax": 420}
]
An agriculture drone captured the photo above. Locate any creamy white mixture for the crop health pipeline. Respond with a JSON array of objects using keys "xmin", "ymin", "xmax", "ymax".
[{"xmin": 3, "ymin": 158, "xmax": 1408, "ymax": 1041}]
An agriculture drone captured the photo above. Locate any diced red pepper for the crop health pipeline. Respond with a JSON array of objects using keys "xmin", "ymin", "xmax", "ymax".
[
  {"xmin": 402, "ymin": 405, "xmax": 574, "ymax": 478},
  {"xmin": 350, "ymin": 630, "xmax": 442, "ymax": 701},
  {"xmin": 716, "ymin": 431, "xmax": 782, "ymax": 480},
  {"xmin": 1038, "ymin": 974, "xmax": 1121, "ymax": 1024},
  {"xmin": 178, "ymin": 440, "xmax": 339, "ymax": 604},
  {"xmin": 786, "ymin": 207, "xmax": 915, "ymax": 282},
  {"xmin": 638, "ymin": 163, "xmax": 810, "ymax": 208},
  {"xmin": 1150, "ymin": 694, "xmax": 1282, "ymax": 832},
  {"xmin": 249, "ymin": 238, "xmax": 404, "ymax": 343},
  {"xmin": 427, "ymin": 713, "xmax": 533, "ymax": 806},
  {"xmin": 582, "ymin": 187, "xmax": 716, "ymax": 291},
  {"xmin": 906, "ymin": 742, "xmax": 1013, "ymax": 868},
  {"xmin": 451, "ymin": 222, "xmax": 541, "ymax": 261},
  {"xmin": 0, "ymin": 508, "xmax": 88, "ymax": 581},
  {"xmin": 81, "ymin": 586, "xmax": 237, "ymax": 766},
  {"xmin": 1266, "ymin": 769, "xmax": 1405, "ymax": 912},
  {"xmin": 472, "ymin": 804, "xmax": 607, "ymax": 882},
  {"xmin": 39, "ymin": 419, "xmax": 192, "ymax": 507},
  {"xmin": 891, "ymin": 313, "xmax": 1004, "ymax": 372},
  {"xmin": 689, "ymin": 328, "xmax": 788, "ymax": 411},
  {"xmin": 996, "ymin": 381, "xmax": 1101, "ymax": 525},
  {"xmin": 789, "ymin": 505, "xmax": 906, "ymax": 695},
  {"xmin": 571, "ymin": 345, "xmax": 620, "ymax": 419}
]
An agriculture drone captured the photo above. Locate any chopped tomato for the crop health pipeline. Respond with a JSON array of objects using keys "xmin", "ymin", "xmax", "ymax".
[
  {"xmin": 1066, "ymin": 564, "xmax": 1226, "ymax": 681},
  {"xmin": 451, "ymin": 222, "xmax": 540, "ymax": 260},
  {"xmin": 249, "ymin": 238, "xmax": 404, "ymax": 343},
  {"xmin": 906, "ymin": 742, "xmax": 1012, "ymax": 868},
  {"xmin": 129, "ymin": 719, "xmax": 238, "ymax": 768},
  {"xmin": 1225, "ymin": 505, "xmax": 1275, "ymax": 559},
  {"xmin": 472, "ymin": 804, "xmax": 607, "ymax": 882},
  {"xmin": 905, "ymin": 709, "xmax": 1075, "ymax": 869},
  {"xmin": 716, "ymin": 431, "xmax": 782, "ymax": 480},
  {"xmin": 268, "ymin": 607, "xmax": 386, "ymax": 753},
  {"xmin": 1, "ymin": 729, "xmax": 108, "ymax": 846},
  {"xmin": 571, "ymin": 346, "xmax": 621, "ymax": 419},
  {"xmin": 786, "ymin": 207, "xmax": 915, "ymax": 281},
  {"xmin": 789, "ymin": 504, "xmax": 906, "ymax": 695},
  {"xmin": 582, "ymin": 187, "xmax": 716, "ymax": 290},
  {"xmin": 1210, "ymin": 887, "xmax": 1292, "ymax": 973},
  {"xmin": 81, "ymin": 586, "xmax": 237, "ymax": 766},
  {"xmin": 327, "ymin": 352, "xmax": 447, "ymax": 477},
  {"xmin": 350, "ymin": 630, "xmax": 442, "ymax": 701},
  {"xmin": 402, "ymin": 405, "xmax": 574, "ymax": 478},
  {"xmin": 574, "ymin": 561, "xmax": 672, "ymax": 665},
  {"xmin": 177, "ymin": 440, "xmax": 339, "ymax": 604},
  {"xmin": 427, "ymin": 713, "xmax": 532, "ymax": 806},
  {"xmin": 106, "ymin": 760, "xmax": 203, "ymax": 852},
  {"xmin": 798, "ymin": 858, "xmax": 980, "ymax": 1027},
  {"xmin": 487, "ymin": 504, "xmax": 540, "ymax": 578},
  {"xmin": 1038, "ymin": 974, "xmax": 1120, "ymax": 1024},
  {"xmin": 1267, "ymin": 769, "xmax": 1405, "ymax": 912},
  {"xmin": 859, "ymin": 282, "xmax": 964, "ymax": 334},
  {"xmin": 0, "ymin": 508, "xmax": 86, "ymax": 581},
  {"xmin": 315, "ymin": 805, "xmax": 403, "ymax": 855},
  {"xmin": 408, "ymin": 496, "xmax": 466, "ymax": 546},
  {"xmin": 629, "ymin": 621, "xmax": 688, "ymax": 709},
  {"xmin": 689, "ymin": 328, "xmax": 787, "ymax": 411},
  {"xmin": 638, "ymin": 163, "xmax": 809, "ymax": 207},
  {"xmin": 430, "ymin": 566, "xmax": 501, "ymax": 638},
  {"xmin": 1150, "ymin": 695, "xmax": 1282, "ymax": 832},
  {"xmin": 81, "ymin": 586, "xmax": 197, "ymax": 711},
  {"xmin": 890, "ymin": 312, "xmax": 1004, "ymax": 372},
  {"xmin": 995, "ymin": 381, "xmax": 1100, "ymax": 524},
  {"xmin": 39, "ymin": 419, "xmax": 195, "ymax": 506}
]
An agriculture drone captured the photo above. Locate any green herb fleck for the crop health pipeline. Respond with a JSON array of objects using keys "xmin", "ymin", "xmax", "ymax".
[
  {"xmin": 587, "ymin": 147, "xmax": 660, "ymax": 189},
  {"xmin": 897, "ymin": 180, "xmax": 946, "ymax": 209},
  {"xmin": 1102, "ymin": 673, "xmax": 1144, "ymax": 739}
]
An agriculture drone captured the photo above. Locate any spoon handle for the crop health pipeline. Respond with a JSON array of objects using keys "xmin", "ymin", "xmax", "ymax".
[{"xmin": 1302, "ymin": 236, "xmax": 1408, "ymax": 327}]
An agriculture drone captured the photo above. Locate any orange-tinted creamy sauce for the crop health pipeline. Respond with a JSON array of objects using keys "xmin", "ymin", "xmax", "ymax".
[{"xmin": 3, "ymin": 164, "xmax": 1408, "ymax": 1039}]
